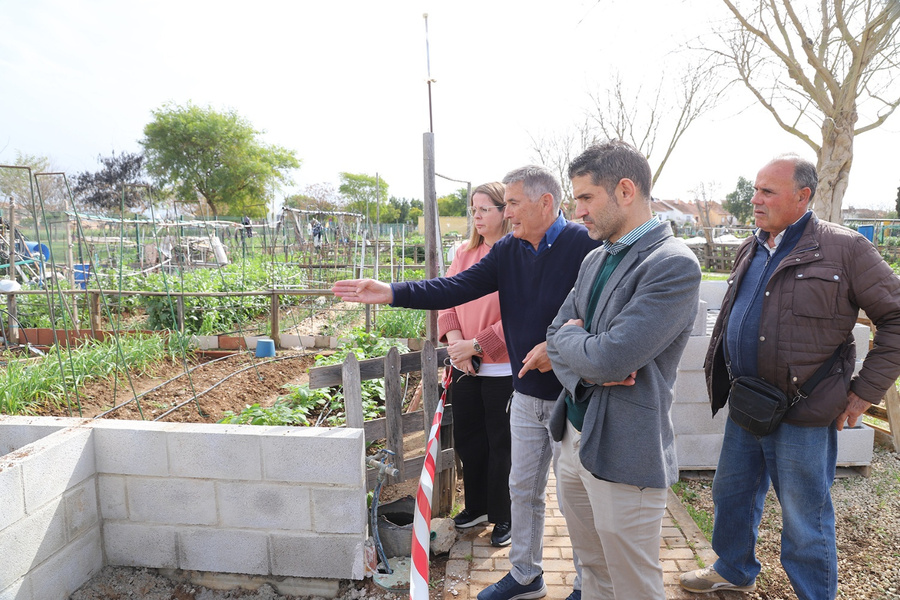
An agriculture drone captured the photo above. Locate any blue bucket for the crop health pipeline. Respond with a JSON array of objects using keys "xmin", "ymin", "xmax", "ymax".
[
  {"xmin": 74, "ymin": 264, "xmax": 91, "ymax": 289},
  {"xmin": 255, "ymin": 339, "xmax": 276, "ymax": 358}
]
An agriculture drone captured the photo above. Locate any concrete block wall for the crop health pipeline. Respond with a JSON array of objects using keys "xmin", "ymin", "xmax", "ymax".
[
  {"xmin": 0, "ymin": 417, "xmax": 368, "ymax": 600},
  {"xmin": 0, "ymin": 424, "xmax": 103, "ymax": 600},
  {"xmin": 673, "ymin": 281, "xmax": 876, "ymax": 470}
]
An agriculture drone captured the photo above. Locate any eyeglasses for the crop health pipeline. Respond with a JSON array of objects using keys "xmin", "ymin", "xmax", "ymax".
[{"xmin": 467, "ymin": 205, "xmax": 505, "ymax": 216}]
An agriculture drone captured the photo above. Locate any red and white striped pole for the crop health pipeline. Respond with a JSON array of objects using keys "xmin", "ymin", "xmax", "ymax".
[{"xmin": 409, "ymin": 368, "xmax": 452, "ymax": 600}]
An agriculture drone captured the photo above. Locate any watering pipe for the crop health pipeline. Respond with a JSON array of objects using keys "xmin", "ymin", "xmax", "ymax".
[{"xmin": 367, "ymin": 449, "xmax": 400, "ymax": 574}]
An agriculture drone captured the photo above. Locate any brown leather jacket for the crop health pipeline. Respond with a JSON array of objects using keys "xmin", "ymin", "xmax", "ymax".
[{"xmin": 706, "ymin": 213, "xmax": 900, "ymax": 427}]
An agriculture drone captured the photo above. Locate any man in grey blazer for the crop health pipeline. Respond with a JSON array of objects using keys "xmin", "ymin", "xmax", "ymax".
[{"xmin": 546, "ymin": 141, "xmax": 701, "ymax": 599}]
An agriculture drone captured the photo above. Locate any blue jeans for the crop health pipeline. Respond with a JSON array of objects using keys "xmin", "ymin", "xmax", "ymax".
[
  {"xmin": 508, "ymin": 391, "xmax": 581, "ymax": 589},
  {"xmin": 711, "ymin": 416, "xmax": 838, "ymax": 600}
]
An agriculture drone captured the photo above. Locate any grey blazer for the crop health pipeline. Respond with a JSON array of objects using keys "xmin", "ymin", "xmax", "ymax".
[{"xmin": 547, "ymin": 221, "xmax": 701, "ymax": 489}]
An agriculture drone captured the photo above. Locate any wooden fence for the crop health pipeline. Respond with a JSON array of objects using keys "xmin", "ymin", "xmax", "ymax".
[{"xmin": 307, "ymin": 341, "xmax": 457, "ymax": 513}]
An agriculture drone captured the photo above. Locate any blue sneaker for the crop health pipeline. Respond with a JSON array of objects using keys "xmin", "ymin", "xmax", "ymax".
[
  {"xmin": 477, "ymin": 572, "xmax": 546, "ymax": 600},
  {"xmin": 565, "ymin": 590, "xmax": 581, "ymax": 600}
]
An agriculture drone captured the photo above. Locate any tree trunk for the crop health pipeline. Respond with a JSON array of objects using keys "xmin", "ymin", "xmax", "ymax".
[{"xmin": 814, "ymin": 111, "xmax": 857, "ymax": 225}]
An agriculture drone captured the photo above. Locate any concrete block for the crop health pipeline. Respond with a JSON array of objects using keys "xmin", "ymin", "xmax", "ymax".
[
  {"xmin": 167, "ymin": 425, "xmax": 262, "ymax": 480},
  {"xmin": 678, "ymin": 336, "xmax": 710, "ymax": 371},
  {"xmin": 0, "ymin": 577, "xmax": 31, "ymax": 600},
  {"xmin": 217, "ymin": 481, "xmax": 312, "ymax": 531},
  {"xmin": 853, "ymin": 323, "xmax": 870, "ymax": 361},
  {"xmin": 699, "ymin": 280, "xmax": 728, "ymax": 310},
  {"xmin": 127, "ymin": 477, "xmax": 216, "ymax": 525},
  {"xmin": 837, "ymin": 425, "xmax": 875, "ymax": 465},
  {"xmin": 0, "ymin": 501, "xmax": 67, "ymax": 590},
  {"xmin": 0, "ymin": 415, "xmax": 83, "ymax": 455},
  {"xmin": 271, "ymin": 534, "xmax": 365, "ymax": 579},
  {"xmin": 0, "ymin": 462, "xmax": 24, "ymax": 531},
  {"xmin": 29, "ymin": 526, "xmax": 102, "ymax": 600},
  {"xmin": 261, "ymin": 428, "xmax": 365, "ymax": 486},
  {"xmin": 675, "ymin": 434, "xmax": 724, "ymax": 470},
  {"xmin": 92, "ymin": 420, "xmax": 169, "ymax": 476},
  {"xmin": 671, "ymin": 402, "xmax": 725, "ymax": 436},
  {"xmin": 178, "ymin": 528, "xmax": 269, "ymax": 575},
  {"xmin": 300, "ymin": 335, "xmax": 315, "ymax": 348},
  {"xmin": 65, "ymin": 479, "xmax": 99, "ymax": 541},
  {"xmin": 103, "ymin": 522, "xmax": 177, "ymax": 568},
  {"xmin": 853, "ymin": 360, "xmax": 864, "ymax": 376},
  {"xmin": 98, "ymin": 474, "xmax": 127, "ymax": 520},
  {"xmin": 691, "ymin": 300, "xmax": 707, "ymax": 336},
  {"xmin": 20, "ymin": 427, "xmax": 93, "ymax": 513},
  {"xmin": 674, "ymin": 370, "xmax": 708, "ymax": 404},
  {"xmin": 311, "ymin": 487, "xmax": 366, "ymax": 534},
  {"xmin": 280, "ymin": 334, "xmax": 302, "ymax": 348}
]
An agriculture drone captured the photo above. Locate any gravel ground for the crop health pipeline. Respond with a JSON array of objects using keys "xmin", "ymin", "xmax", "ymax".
[{"xmin": 676, "ymin": 444, "xmax": 900, "ymax": 599}]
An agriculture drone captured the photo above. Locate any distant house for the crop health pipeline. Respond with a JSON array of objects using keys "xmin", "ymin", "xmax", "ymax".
[
  {"xmin": 843, "ymin": 206, "xmax": 889, "ymax": 220},
  {"xmin": 652, "ymin": 199, "xmax": 736, "ymax": 227}
]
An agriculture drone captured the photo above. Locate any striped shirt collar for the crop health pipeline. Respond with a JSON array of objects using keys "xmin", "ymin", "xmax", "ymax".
[{"xmin": 603, "ymin": 217, "xmax": 659, "ymax": 255}]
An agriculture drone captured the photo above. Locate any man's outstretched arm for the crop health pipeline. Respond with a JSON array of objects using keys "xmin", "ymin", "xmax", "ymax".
[{"xmin": 332, "ymin": 279, "xmax": 393, "ymax": 305}]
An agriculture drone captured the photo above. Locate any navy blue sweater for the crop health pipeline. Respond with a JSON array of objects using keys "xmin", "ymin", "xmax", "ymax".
[{"xmin": 391, "ymin": 222, "xmax": 601, "ymax": 401}]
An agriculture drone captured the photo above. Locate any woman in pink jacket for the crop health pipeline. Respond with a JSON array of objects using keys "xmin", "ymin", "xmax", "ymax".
[{"xmin": 439, "ymin": 182, "xmax": 513, "ymax": 547}]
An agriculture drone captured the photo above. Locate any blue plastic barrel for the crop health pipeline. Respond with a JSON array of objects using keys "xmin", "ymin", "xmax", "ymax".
[
  {"xmin": 24, "ymin": 241, "xmax": 50, "ymax": 260},
  {"xmin": 255, "ymin": 339, "xmax": 276, "ymax": 358},
  {"xmin": 74, "ymin": 264, "xmax": 91, "ymax": 289}
]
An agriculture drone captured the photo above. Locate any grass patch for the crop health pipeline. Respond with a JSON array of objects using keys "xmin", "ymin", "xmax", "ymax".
[{"xmin": 671, "ymin": 480, "xmax": 715, "ymax": 541}]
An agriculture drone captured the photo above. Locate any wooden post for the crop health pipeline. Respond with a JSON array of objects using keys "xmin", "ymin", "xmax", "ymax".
[
  {"xmin": 882, "ymin": 384, "xmax": 900, "ymax": 453},
  {"xmin": 176, "ymin": 295, "xmax": 185, "ymax": 333},
  {"xmin": 383, "ymin": 347, "xmax": 403, "ymax": 484},
  {"xmin": 270, "ymin": 290, "xmax": 281, "ymax": 348},
  {"xmin": 6, "ymin": 199, "xmax": 17, "ymax": 345},
  {"xmin": 89, "ymin": 292, "xmax": 100, "ymax": 335},
  {"xmin": 421, "ymin": 340, "xmax": 455, "ymax": 514},
  {"xmin": 342, "ymin": 353, "xmax": 364, "ymax": 429},
  {"xmin": 423, "ymin": 133, "xmax": 439, "ymax": 345}
]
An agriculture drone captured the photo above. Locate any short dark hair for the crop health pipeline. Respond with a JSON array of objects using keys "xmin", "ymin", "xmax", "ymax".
[
  {"xmin": 568, "ymin": 140, "xmax": 652, "ymax": 200},
  {"xmin": 774, "ymin": 153, "xmax": 818, "ymax": 201}
]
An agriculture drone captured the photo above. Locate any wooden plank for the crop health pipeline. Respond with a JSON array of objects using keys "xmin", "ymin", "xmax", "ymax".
[
  {"xmin": 384, "ymin": 348, "xmax": 404, "ymax": 483},
  {"xmin": 308, "ymin": 346, "xmax": 448, "ymax": 389},
  {"xmin": 882, "ymin": 384, "xmax": 900, "ymax": 452},
  {"xmin": 361, "ymin": 408, "xmax": 455, "ymax": 441},
  {"xmin": 866, "ymin": 404, "xmax": 888, "ymax": 421},
  {"xmin": 270, "ymin": 292, "xmax": 281, "ymax": 349},
  {"xmin": 342, "ymin": 354, "xmax": 364, "ymax": 429}
]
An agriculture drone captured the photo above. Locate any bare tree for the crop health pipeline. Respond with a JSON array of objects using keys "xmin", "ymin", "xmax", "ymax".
[
  {"xmin": 588, "ymin": 63, "xmax": 723, "ymax": 188},
  {"xmin": 530, "ymin": 120, "xmax": 596, "ymax": 216},
  {"xmin": 711, "ymin": 0, "xmax": 900, "ymax": 223}
]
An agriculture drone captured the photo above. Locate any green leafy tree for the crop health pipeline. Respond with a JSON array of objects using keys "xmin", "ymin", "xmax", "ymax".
[
  {"xmin": 141, "ymin": 102, "xmax": 300, "ymax": 218},
  {"xmin": 389, "ymin": 196, "xmax": 423, "ymax": 224},
  {"xmin": 73, "ymin": 151, "xmax": 148, "ymax": 214},
  {"xmin": 339, "ymin": 172, "xmax": 389, "ymax": 221},
  {"xmin": 895, "ymin": 186, "xmax": 900, "ymax": 219},
  {"xmin": 724, "ymin": 176, "xmax": 755, "ymax": 225},
  {"xmin": 437, "ymin": 187, "xmax": 468, "ymax": 216}
]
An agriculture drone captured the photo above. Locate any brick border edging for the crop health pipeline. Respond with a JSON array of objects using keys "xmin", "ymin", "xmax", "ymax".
[{"xmin": 666, "ymin": 487, "xmax": 717, "ymax": 569}]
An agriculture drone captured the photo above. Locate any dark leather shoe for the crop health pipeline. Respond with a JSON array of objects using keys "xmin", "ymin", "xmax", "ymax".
[
  {"xmin": 490, "ymin": 522, "xmax": 511, "ymax": 547},
  {"xmin": 454, "ymin": 509, "xmax": 488, "ymax": 529}
]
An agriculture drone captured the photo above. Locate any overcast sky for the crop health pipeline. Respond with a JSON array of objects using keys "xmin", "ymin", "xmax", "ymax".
[{"xmin": 2, "ymin": 0, "xmax": 898, "ymax": 212}]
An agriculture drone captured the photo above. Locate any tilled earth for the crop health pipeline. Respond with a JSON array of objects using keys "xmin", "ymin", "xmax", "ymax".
[{"xmin": 677, "ymin": 445, "xmax": 900, "ymax": 600}]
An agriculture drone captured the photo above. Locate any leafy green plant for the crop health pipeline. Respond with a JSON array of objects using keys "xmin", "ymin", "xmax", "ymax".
[
  {"xmin": 375, "ymin": 308, "xmax": 426, "ymax": 338},
  {"xmin": 0, "ymin": 333, "xmax": 189, "ymax": 415}
]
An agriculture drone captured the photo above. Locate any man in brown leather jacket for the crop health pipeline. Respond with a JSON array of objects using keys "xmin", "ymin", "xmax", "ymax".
[{"xmin": 680, "ymin": 154, "xmax": 900, "ymax": 599}]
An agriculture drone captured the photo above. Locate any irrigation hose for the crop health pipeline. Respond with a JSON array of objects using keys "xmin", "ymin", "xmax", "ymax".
[{"xmin": 151, "ymin": 353, "xmax": 312, "ymax": 421}]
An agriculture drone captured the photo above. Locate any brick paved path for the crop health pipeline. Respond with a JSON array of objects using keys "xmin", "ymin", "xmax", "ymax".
[{"xmin": 442, "ymin": 476, "xmax": 734, "ymax": 600}]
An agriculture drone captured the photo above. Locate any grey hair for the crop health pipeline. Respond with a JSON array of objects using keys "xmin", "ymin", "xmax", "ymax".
[
  {"xmin": 773, "ymin": 153, "xmax": 818, "ymax": 201},
  {"xmin": 502, "ymin": 165, "xmax": 562, "ymax": 212}
]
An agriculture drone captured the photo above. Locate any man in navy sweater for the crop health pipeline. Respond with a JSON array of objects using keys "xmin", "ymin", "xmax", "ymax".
[{"xmin": 333, "ymin": 165, "xmax": 601, "ymax": 600}]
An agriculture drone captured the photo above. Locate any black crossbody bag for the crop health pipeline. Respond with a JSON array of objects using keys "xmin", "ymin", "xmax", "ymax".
[{"xmin": 725, "ymin": 345, "xmax": 843, "ymax": 437}]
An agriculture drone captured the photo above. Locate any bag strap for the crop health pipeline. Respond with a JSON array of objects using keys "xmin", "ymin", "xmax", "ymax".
[{"xmin": 792, "ymin": 344, "xmax": 844, "ymax": 405}]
